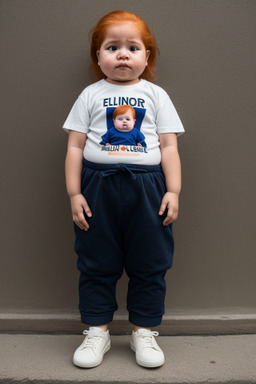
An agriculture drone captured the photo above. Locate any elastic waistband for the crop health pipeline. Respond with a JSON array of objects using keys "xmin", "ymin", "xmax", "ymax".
[{"xmin": 82, "ymin": 159, "xmax": 162, "ymax": 180}]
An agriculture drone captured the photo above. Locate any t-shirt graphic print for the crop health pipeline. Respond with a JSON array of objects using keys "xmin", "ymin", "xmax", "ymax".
[{"xmin": 100, "ymin": 106, "xmax": 147, "ymax": 158}]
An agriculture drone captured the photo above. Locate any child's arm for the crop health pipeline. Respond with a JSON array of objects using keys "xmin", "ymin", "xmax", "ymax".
[
  {"xmin": 158, "ymin": 133, "xmax": 181, "ymax": 226},
  {"xmin": 65, "ymin": 131, "xmax": 92, "ymax": 231}
]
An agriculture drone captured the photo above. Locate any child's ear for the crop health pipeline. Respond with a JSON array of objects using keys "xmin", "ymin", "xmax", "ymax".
[
  {"xmin": 146, "ymin": 50, "xmax": 150, "ymax": 65},
  {"xmin": 96, "ymin": 50, "xmax": 100, "ymax": 63}
]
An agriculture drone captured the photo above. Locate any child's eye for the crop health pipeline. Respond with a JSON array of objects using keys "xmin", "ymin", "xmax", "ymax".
[
  {"xmin": 107, "ymin": 46, "xmax": 118, "ymax": 51},
  {"xmin": 130, "ymin": 46, "xmax": 138, "ymax": 52}
]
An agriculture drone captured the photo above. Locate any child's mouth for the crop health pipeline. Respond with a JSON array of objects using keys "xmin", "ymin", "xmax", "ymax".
[{"xmin": 116, "ymin": 63, "xmax": 130, "ymax": 69}]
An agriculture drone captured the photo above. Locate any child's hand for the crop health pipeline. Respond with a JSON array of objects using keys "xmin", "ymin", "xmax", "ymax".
[
  {"xmin": 159, "ymin": 192, "xmax": 179, "ymax": 226},
  {"xmin": 70, "ymin": 194, "xmax": 92, "ymax": 231}
]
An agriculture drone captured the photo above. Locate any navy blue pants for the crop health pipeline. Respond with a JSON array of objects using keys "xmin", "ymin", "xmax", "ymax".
[{"xmin": 74, "ymin": 159, "xmax": 174, "ymax": 327}]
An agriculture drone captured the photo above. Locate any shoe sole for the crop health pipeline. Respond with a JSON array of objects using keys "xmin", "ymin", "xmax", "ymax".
[
  {"xmin": 73, "ymin": 340, "xmax": 111, "ymax": 368},
  {"xmin": 130, "ymin": 340, "xmax": 165, "ymax": 368}
]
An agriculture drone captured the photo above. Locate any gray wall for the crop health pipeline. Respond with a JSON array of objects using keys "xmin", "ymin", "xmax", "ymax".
[{"xmin": 1, "ymin": 0, "xmax": 256, "ymax": 320}]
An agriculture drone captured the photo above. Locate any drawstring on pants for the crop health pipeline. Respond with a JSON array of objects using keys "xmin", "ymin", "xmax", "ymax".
[{"xmin": 99, "ymin": 164, "xmax": 149, "ymax": 180}]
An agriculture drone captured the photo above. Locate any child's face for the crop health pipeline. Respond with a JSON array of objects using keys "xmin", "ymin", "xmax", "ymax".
[
  {"xmin": 97, "ymin": 22, "xmax": 150, "ymax": 85},
  {"xmin": 113, "ymin": 112, "xmax": 135, "ymax": 132}
]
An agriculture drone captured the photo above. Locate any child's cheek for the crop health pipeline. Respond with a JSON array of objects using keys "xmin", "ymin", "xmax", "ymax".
[{"xmin": 99, "ymin": 58, "xmax": 114, "ymax": 74}]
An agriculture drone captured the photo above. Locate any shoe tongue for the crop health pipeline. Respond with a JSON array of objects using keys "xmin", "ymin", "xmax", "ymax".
[
  {"xmin": 89, "ymin": 327, "xmax": 103, "ymax": 334},
  {"xmin": 137, "ymin": 329, "xmax": 151, "ymax": 335}
]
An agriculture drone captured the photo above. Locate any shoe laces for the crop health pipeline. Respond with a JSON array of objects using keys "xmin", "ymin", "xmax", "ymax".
[
  {"xmin": 137, "ymin": 331, "xmax": 159, "ymax": 350},
  {"xmin": 82, "ymin": 330, "xmax": 105, "ymax": 350}
]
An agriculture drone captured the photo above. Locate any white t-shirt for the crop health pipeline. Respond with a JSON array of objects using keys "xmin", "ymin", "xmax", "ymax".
[{"xmin": 63, "ymin": 79, "xmax": 184, "ymax": 165}]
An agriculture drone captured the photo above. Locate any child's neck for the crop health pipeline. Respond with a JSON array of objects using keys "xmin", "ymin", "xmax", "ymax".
[{"xmin": 105, "ymin": 78, "xmax": 140, "ymax": 86}]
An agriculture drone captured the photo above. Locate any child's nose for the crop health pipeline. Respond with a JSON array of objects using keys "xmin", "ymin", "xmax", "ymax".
[{"xmin": 118, "ymin": 48, "xmax": 129, "ymax": 59}]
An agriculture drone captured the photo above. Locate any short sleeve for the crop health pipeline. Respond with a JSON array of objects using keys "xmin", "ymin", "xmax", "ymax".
[
  {"xmin": 62, "ymin": 94, "xmax": 89, "ymax": 134},
  {"xmin": 156, "ymin": 89, "xmax": 184, "ymax": 135}
]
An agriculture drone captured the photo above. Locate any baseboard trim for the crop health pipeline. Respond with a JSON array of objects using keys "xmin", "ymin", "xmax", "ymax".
[{"xmin": 1, "ymin": 311, "xmax": 256, "ymax": 335}]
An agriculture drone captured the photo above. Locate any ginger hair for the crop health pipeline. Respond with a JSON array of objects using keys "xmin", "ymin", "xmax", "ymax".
[
  {"xmin": 113, "ymin": 105, "xmax": 136, "ymax": 120},
  {"xmin": 89, "ymin": 10, "xmax": 159, "ymax": 81}
]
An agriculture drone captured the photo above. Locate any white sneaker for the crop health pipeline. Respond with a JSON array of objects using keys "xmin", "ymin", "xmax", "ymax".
[
  {"xmin": 73, "ymin": 327, "xmax": 111, "ymax": 368},
  {"xmin": 130, "ymin": 329, "xmax": 165, "ymax": 368}
]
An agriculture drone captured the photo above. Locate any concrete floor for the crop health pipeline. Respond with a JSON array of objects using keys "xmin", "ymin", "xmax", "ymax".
[{"xmin": 0, "ymin": 334, "xmax": 256, "ymax": 383}]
